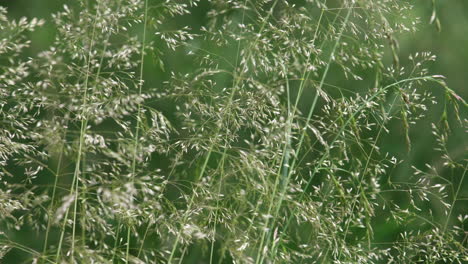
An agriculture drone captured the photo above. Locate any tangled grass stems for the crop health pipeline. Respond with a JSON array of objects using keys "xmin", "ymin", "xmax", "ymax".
[
  {"xmin": 167, "ymin": 1, "xmax": 281, "ymax": 262},
  {"xmin": 1, "ymin": 1, "xmax": 467, "ymax": 263},
  {"xmin": 268, "ymin": 74, "xmax": 457, "ymax": 260},
  {"xmin": 256, "ymin": 4, "xmax": 354, "ymax": 263},
  {"xmin": 55, "ymin": 2, "xmax": 100, "ymax": 260}
]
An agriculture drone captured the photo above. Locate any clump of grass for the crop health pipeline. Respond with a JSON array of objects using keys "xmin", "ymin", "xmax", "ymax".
[{"xmin": 0, "ymin": 0, "xmax": 466, "ymax": 263}]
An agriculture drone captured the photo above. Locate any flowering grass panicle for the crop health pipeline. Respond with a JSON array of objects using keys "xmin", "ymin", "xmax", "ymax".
[{"xmin": 0, "ymin": 0, "xmax": 466, "ymax": 263}]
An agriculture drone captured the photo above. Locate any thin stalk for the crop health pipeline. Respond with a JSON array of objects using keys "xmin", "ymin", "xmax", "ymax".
[
  {"xmin": 137, "ymin": 221, "xmax": 152, "ymax": 258},
  {"xmin": 55, "ymin": 1, "xmax": 99, "ymax": 259},
  {"xmin": 111, "ymin": 222, "xmax": 122, "ymax": 262},
  {"xmin": 443, "ymin": 165, "xmax": 467, "ymax": 232},
  {"xmin": 126, "ymin": 227, "xmax": 132, "ymax": 263},
  {"xmin": 209, "ymin": 2, "xmax": 247, "ymax": 262},
  {"xmin": 42, "ymin": 127, "xmax": 67, "ymax": 259},
  {"xmin": 209, "ymin": 148, "xmax": 228, "ymax": 264},
  {"xmin": 126, "ymin": 0, "xmax": 148, "ymax": 262}
]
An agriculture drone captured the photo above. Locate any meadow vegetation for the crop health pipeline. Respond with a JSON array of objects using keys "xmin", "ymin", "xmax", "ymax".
[{"xmin": 0, "ymin": 0, "xmax": 466, "ymax": 263}]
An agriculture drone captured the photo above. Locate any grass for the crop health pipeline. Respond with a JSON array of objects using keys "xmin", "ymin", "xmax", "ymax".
[{"xmin": 0, "ymin": 0, "xmax": 467, "ymax": 263}]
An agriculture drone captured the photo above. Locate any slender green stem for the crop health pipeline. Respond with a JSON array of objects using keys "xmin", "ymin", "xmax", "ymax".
[
  {"xmin": 111, "ymin": 221, "xmax": 122, "ymax": 262},
  {"xmin": 443, "ymin": 165, "xmax": 467, "ymax": 232},
  {"xmin": 137, "ymin": 221, "xmax": 152, "ymax": 258},
  {"xmin": 55, "ymin": 1, "xmax": 99, "ymax": 259},
  {"xmin": 42, "ymin": 127, "xmax": 67, "ymax": 259},
  {"xmin": 126, "ymin": 0, "xmax": 149, "ymax": 262}
]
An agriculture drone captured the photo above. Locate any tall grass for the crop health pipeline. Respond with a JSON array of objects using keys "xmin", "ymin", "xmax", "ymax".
[{"xmin": 0, "ymin": 0, "xmax": 466, "ymax": 263}]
